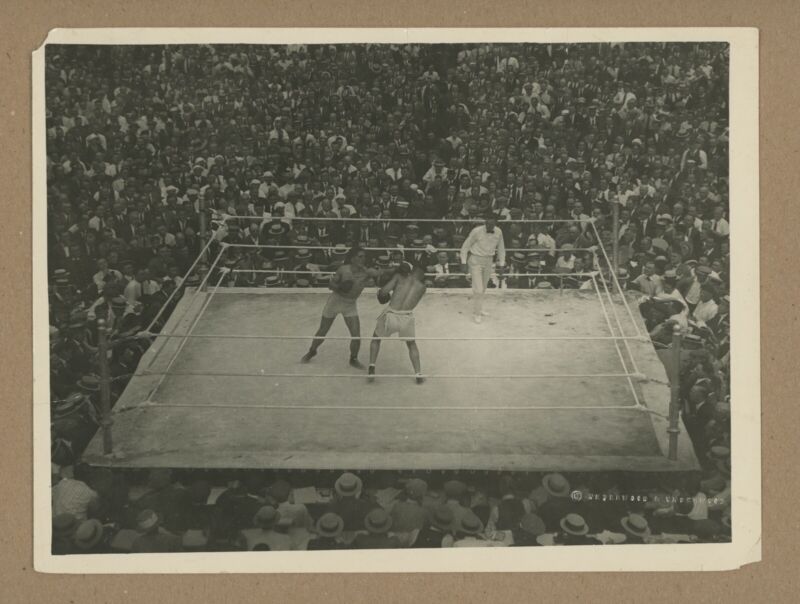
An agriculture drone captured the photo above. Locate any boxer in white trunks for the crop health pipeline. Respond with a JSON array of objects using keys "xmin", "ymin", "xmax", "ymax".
[{"xmin": 368, "ymin": 261, "xmax": 427, "ymax": 384}]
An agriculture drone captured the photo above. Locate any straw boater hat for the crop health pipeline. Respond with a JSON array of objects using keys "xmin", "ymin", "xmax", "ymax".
[
  {"xmin": 404, "ymin": 478, "xmax": 428, "ymax": 500},
  {"xmin": 253, "ymin": 506, "xmax": 281, "ymax": 530},
  {"xmin": 331, "ymin": 244, "xmax": 348, "ymax": 257},
  {"xmin": 295, "ymin": 278, "xmax": 311, "ymax": 288},
  {"xmin": 265, "ymin": 275, "xmax": 281, "ymax": 287},
  {"xmin": 334, "ymin": 472, "xmax": 363, "ymax": 498},
  {"xmin": 542, "ymin": 473, "xmax": 570, "ymax": 498},
  {"xmin": 560, "ymin": 513, "xmax": 589, "ymax": 536},
  {"xmin": 315, "ymin": 513, "xmax": 344, "ymax": 538},
  {"xmin": 620, "ymin": 513, "xmax": 651, "ymax": 538},
  {"xmin": 294, "ymin": 248, "xmax": 312, "ymax": 261},
  {"xmin": 364, "ymin": 509, "xmax": 393, "ymax": 534},
  {"xmin": 537, "ymin": 281, "xmax": 554, "ymax": 289},
  {"xmin": 73, "ymin": 519, "xmax": 105, "ymax": 550},
  {"xmin": 429, "ymin": 504, "xmax": 455, "ymax": 532},
  {"xmin": 136, "ymin": 509, "xmax": 161, "ymax": 532},
  {"xmin": 457, "ymin": 511, "xmax": 484, "ymax": 536}
]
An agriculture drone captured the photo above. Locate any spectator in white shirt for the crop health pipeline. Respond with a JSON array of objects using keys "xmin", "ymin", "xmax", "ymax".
[
  {"xmin": 710, "ymin": 206, "xmax": 730, "ymax": 237},
  {"xmin": 632, "ymin": 261, "xmax": 664, "ymax": 297},
  {"xmin": 460, "ymin": 216, "xmax": 506, "ymax": 323},
  {"xmin": 92, "ymin": 257, "xmax": 123, "ymax": 294},
  {"xmin": 432, "ymin": 251, "xmax": 451, "ymax": 286},
  {"xmin": 692, "ymin": 285, "xmax": 719, "ymax": 325}
]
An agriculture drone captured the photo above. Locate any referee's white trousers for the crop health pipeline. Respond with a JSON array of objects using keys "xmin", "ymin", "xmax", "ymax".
[{"xmin": 468, "ymin": 255, "xmax": 494, "ymax": 315}]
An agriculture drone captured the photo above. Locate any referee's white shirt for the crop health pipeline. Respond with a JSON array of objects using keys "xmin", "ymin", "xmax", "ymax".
[{"xmin": 460, "ymin": 225, "xmax": 506, "ymax": 266}]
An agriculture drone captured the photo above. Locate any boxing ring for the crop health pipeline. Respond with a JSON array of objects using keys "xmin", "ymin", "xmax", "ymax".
[{"xmin": 82, "ymin": 217, "xmax": 699, "ymax": 473}]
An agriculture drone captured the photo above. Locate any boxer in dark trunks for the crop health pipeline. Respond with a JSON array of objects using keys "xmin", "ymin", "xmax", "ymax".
[
  {"xmin": 369, "ymin": 261, "xmax": 428, "ymax": 384},
  {"xmin": 301, "ymin": 246, "xmax": 381, "ymax": 369}
]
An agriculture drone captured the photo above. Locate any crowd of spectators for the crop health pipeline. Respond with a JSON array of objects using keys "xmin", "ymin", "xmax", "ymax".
[{"xmin": 46, "ymin": 41, "xmax": 732, "ymax": 551}]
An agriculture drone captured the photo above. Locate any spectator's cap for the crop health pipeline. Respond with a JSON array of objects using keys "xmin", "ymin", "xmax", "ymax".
[
  {"xmin": 654, "ymin": 255, "xmax": 668, "ymax": 264},
  {"xmin": 194, "ymin": 157, "xmax": 206, "ymax": 165},
  {"xmin": 656, "ymin": 214, "xmax": 673, "ymax": 225},
  {"xmin": 664, "ymin": 269, "xmax": 678, "ymax": 280},
  {"xmin": 73, "ymin": 519, "xmax": 104, "ymax": 550},
  {"xmin": 161, "ymin": 276, "xmax": 174, "ymax": 284},
  {"xmin": 395, "ymin": 200, "xmax": 409, "ymax": 208},
  {"xmin": 696, "ymin": 265, "xmax": 712, "ymax": 276},
  {"xmin": 519, "ymin": 513, "xmax": 546, "ymax": 537},
  {"xmin": 430, "ymin": 504, "xmax": 455, "ymax": 531},
  {"xmin": 334, "ymin": 472, "xmax": 363, "ymax": 498},
  {"xmin": 53, "ymin": 268, "xmax": 69, "ymax": 280},
  {"xmin": 314, "ymin": 274, "xmax": 332, "ymax": 286},
  {"xmin": 406, "ymin": 224, "xmax": 420, "ymax": 232},
  {"xmin": 536, "ymin": 281, "xmax": 553, "ymax": 289},
  {"xmin": 295, "ymin": 234, "xmax": 310, "ymax": 245},
  {"xmin": 249, "ymin": 179, "xmax": 261, "ymax": 186},
  {"xmin": 364, "ymin": 508, "xmax": 393, "ymax": 534},
  {"xmin": 458, "ymin": 511, "xmax": 484, "ymax": 536},
  {"xmin": 182, "ymin": 529, "xmax": 209, "ymax": 549},
  {"xmin": 617, "ymin": 268, "xmax": 629, "ymax": 278},
  {"xmin": 265, "ymin": 275, "xmax": 281, "ymax": 287},
  {"xmin": 620, "ymin": 513, "xmax": 651, "ymax": 538},
  {"xmin": 434, "ymin": 158, "xmax": 446, "ymax": 166},
  {"xmin": 412, "ymin": 238, "xmax": 424, "ymax": 247},
  {"xmin": 110, "ymin": 295, "xmax": 127, "ymax": 309},
  {"xmin": 332, "ymin": 244, "xmax": 348, "ymax": 256},
  {"xmin": 560, "ymin": 513, "xmax": 589, "ymax": 536},
  {"xmin": 404, "ymin": 478, "xmax": 428, "ymax": 500},
  {"xmin": 53, "ymin": 513, "xmax": 79, "ymax": 538},
  {"xmin": 708, "ymin": 445, "xmax": 730, "ymax": 461},
  {"xmin": 268, "ymin": 224, "xmax": 284, "ymax": 236},
  {"xmin": 316, "ymin": 513, "xmax": 344, "ymax": 538},
  {"xmin": 185, "ymin": 275, "xmax": 201, "ymax": 287},
  {"xmin": 186, "ymin": 188, "xmax": 198, "ymax": 197},
  {"xmin": 685, "ymin": 259, "xmax": 698, "ymax": 268},
  {"xmin": 136, "ymin": 509, "xmax": 160, "ymax": 532},
  {"xmin": 253, "ymin": 506, "xmax": 281, "ymax": 530},
  {"xmin": 542, "ymin": 473, "xmax": 570, "ymax": 498},
  {"xmin": 443, "ymin": 480, "xmax": 467, "ymax": 499},
  {"xmin": 295, "ymin": 278, "xmax": 311, "ymax": 288},
  {"xmin": 294, "ymin": 248, "xmax": 311, "ymax": 261},
  {"xmin": 77, "ymin": 375, "xmax": 101, "ymax": 392},
  {"xmin": 632, "ymin": 138, "xmax": 643, "ymax": 146},
  {"xmin": 262, "ymin": 171, "xmax": 274, "ymax": 179},
  {"xmin": 512, "ymin": 252, "xmax": 526, "ymax": 264}
]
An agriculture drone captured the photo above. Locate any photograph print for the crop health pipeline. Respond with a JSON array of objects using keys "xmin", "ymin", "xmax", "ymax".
[{"xmin": 34, "ymin": 28, "xmax": 760, "ymax": 571}]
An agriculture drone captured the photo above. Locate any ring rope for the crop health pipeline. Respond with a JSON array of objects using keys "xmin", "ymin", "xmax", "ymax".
[
  {"xmin": 135, "ymin": 369, "xmax": 645, "ymax": 380},
  {"xmin": 144, "ymin": 244, "xmax": 228, "ymax": 371},
  {"xmin": 225, "ymin": 243, "xmax": 597, "ymax": 254},
  {"xmin": 593, "ymin": 260, "xmax": 645, "ymax": 378},
  {"xmin": 229, "ymin": 269, "xmax": 599, "ymax": 278},
  {"xmin": 214, "ymin": 213, "xmax": 595, "ymax": 225},
  {"xmin": 124, "ymin": 401, "xmax": 643, "ymax": 412},
  {"xmin": 138, "ymin": 332, "xmax": 651, "ymax": 342},
  {"xmin": 589, "ymin": 219, "xmax": 642, "ymax": 336},
  {"xmin": 143, "ymin": 231, "xmax": 219, "ymax": 333},
  {"xmin": 145, "ymin": 270, "xmax": 228, "ymax": 402},
  {"xmin": 590, "ymin": 274, "xmax": 644, "ymax": 409}
]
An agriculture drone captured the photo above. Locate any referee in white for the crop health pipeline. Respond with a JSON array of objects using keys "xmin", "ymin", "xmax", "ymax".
[{"xmin": 460, "ymin": 214, "xmax": 506, "ymax": 324}]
